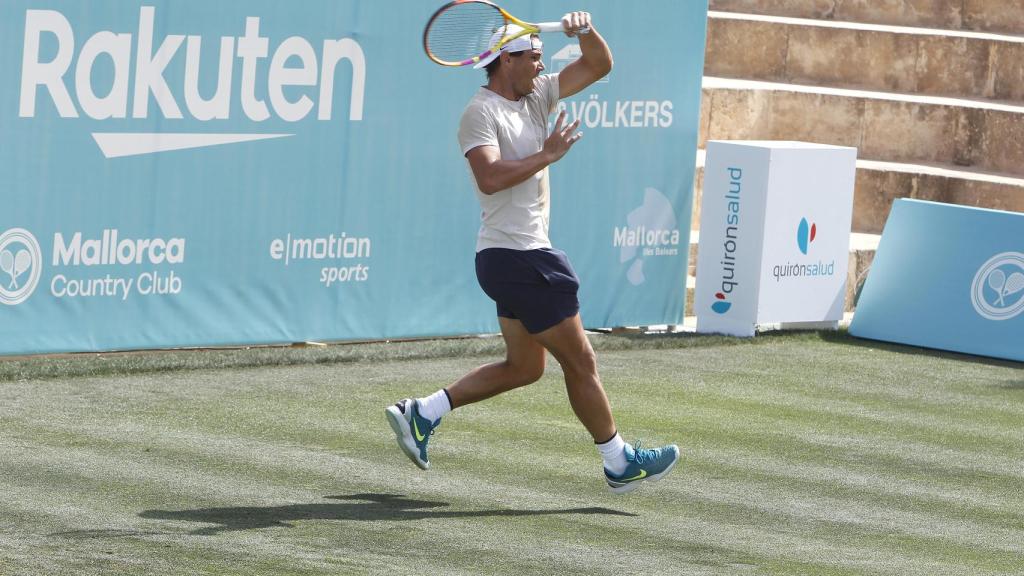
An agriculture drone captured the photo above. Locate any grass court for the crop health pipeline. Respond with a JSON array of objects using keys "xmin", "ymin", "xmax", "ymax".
[{"xmin": 1, "ymin": 331, "xmax": 1022, "ymax": 575}]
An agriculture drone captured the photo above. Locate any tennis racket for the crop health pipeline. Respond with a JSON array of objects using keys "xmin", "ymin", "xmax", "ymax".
[{"xmin": 423, "ymin": 0, "xmax": 590, "ymax": 67}]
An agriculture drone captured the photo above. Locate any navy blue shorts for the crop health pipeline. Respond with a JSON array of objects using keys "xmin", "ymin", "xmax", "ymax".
[{"xmin": 475, "ymin": 247, "xmax": 581, "ymax": 334}]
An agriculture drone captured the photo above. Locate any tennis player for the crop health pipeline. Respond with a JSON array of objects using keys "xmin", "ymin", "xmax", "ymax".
[{"xmin": 388, "ymin": 11, "xmax": 679, "ymax": 494}]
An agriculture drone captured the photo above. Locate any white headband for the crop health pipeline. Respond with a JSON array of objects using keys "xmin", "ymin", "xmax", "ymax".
[{"xmin": 473, "ymin": 26, "xmax": 543, "ymax": 69}]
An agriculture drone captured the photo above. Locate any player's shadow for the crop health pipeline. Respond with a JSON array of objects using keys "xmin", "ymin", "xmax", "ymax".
[{"xmin": 139, "ymin": 493, "xmax": 637, "ymax": 535}]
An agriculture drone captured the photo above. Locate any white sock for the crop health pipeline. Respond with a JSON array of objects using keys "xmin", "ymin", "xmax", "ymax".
[
  {"xmin": 416, "ymin": 389, "xmax": 452, "ymax": 422},
  {"xmin": 597, "ymin": 433, "xmax": 628, "ymax": 476}
]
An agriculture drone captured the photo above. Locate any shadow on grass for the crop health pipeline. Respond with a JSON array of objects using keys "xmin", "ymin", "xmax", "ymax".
[
  {"xmin": 139, "ymin": 493, "xmax": 638, "ymax": 535},
  {"xmin": 821, "ymin": 330, "xmax": 1024, "ymax": 370},
  {"xmin": 49, "ymin": 528, "xmax": 170, "ymax": 539},
  {"xmin": 821, "ymin": 331, "xmax": 1024, "ymax": 389}
]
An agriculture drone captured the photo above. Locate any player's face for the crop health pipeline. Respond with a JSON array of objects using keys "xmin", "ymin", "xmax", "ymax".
[{"xmin": 511, "ymin": 49, "xmax": 545, "ymax": 97}]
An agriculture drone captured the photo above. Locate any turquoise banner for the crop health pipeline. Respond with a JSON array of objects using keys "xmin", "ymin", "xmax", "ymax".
[
  {"xmin": 0, "ymin": 0, "xmax": 707, "ymax": 355},
  {"xmin": 850, "ymin": 200, "xmax": 1024, "ymax": 362}
]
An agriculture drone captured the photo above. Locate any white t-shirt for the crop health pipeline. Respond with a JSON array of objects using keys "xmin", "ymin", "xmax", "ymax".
[{"xmin": 457, "ymin": 74, "xmax": 560, "ymax": 252}]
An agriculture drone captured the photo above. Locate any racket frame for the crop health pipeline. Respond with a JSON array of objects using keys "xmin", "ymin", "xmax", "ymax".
[{"xmin": 423, "ymin": 0, "xmax": 584, "ymax": 67}]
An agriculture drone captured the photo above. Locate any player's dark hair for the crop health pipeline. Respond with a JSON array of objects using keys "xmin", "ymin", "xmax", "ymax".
[{"xmin": 485, "ymin": 50, "xmax": 526, "ymax": 79}]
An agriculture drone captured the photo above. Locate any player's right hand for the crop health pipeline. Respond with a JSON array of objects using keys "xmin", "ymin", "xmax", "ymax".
[{"xmin": 543, "ymin": 111, "xmax": 583, "ymax": 164}]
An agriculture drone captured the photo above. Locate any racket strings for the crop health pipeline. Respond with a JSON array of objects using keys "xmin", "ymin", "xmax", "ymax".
[{"xmin": 426, "ymin": 3, "xmax": 509, "ymax": 64}]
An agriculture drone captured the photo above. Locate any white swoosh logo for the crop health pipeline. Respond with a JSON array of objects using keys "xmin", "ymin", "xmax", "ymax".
[{"xmin": 92, "ymin": 133, "xmax": 293, "ymax": 158}]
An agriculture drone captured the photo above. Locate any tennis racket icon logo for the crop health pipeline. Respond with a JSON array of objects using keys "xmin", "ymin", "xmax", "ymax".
[
  {"xmin": 0, "ymin": 228, "xmax": 43, "ymax": 306},
  {"xmin": 1, "ymin": 249, "xmax": 31, "ymax": 289},
  {"xmin": 970, "ymin": 252, "xmax": 1024, "ymax": 321},
  {"xmin": 987, "ymin": 269, "xmax": 1024, "ymax": 306}
]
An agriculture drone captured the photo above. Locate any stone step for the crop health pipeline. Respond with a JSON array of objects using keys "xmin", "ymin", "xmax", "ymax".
[
  {"xmin": 851, "ymin": 160, "xmax": 1024, "ymax": 232},
  {"xmin": 684, "ymin": 232, "xmax": 879, "ymax": 316},
  {"xmin": 700, "ymin": 77, "xmax": 1024, "ymax": 178},
  {"xmin": 708, "ymin": 0, "xmax": 1024, "ymax": 36},
  {"xmin": 691, "ymin": 150, "xmax": 1024, "ymax": 233},
  {"xmin": 706, "ymin": 11, "xmax": 1024, "ymax": 103}
]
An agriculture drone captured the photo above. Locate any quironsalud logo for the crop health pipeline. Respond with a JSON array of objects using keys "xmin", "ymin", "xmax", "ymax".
[
  {"xmin": 0, "ymin": 228, "xmax": 43, "ymax": 306},
  {"xmin": 797, "ymin": 217, "xmax": 817, "ymax": 255},
  {"xmin": 971, "ymin": 252, "xmax": 1024, "ymax": 321},
  {"xmin": 711, "ymin": 292, "xmax": 731, "ymax": 314}
]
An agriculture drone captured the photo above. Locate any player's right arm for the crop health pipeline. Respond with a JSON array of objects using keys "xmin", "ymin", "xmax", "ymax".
[{"xmin": 466, "ymin": 111, "xmax": 582, "ymax": 195}]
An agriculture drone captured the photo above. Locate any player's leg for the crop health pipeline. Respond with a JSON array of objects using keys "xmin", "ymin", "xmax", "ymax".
[
  {"xmin": 388, "ymin": 247, "xmax": 551, "ymax": 470},
  {"xmin": 386, "ymin": 317, "xmax": 545, "ymax": 470},
  {"xmin": 529, "ymin": 313, "xmax": 614, "ymax": 441},
  {"xmin": 532, "ymin": 313, "xmax": 680, "ymax": 494},
  {"xmin": 446, "ymin": 316, "xmax": 546, "ymax": 407}
]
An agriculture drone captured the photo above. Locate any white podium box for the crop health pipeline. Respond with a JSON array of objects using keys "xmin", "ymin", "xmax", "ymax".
[{"xmin": 695, "ymin": 141, "xmax": 857, "ymax": 337}]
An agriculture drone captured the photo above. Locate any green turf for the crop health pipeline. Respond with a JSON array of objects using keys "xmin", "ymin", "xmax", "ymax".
[{"xmin": 1, "ymin": 331, "xmax": 1022, "ymax": 575}]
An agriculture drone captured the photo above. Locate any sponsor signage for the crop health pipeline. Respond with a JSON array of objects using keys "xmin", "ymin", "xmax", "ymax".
[
  {"xmin": 0, "ymin": 228, "xmax": 42, "ymax": 306},
  {"xmin": 0, "ymin": 0, "xmax": 707, "ymax": 354},
  {"xmin": 695, "ymin": 141, "xmax": 856, "ymax": 337},
  {"xmin": 613, "ymin": 187, "xmax": 682, "ymax": 287},
  {"xmin": 850, "ymin": 200, "xmax": 1024, "ymax": 362}
]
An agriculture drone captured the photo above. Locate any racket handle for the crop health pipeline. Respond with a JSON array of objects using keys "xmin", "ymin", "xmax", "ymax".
[{"xmin": 536, "ymin": 22, "xmax": 591, "ymax": 35}]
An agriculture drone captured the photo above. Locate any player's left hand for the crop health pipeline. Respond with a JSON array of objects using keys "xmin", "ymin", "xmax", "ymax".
[{"xmin": 561, "ymin": 12, "xmax": 591, "ymax": 37}]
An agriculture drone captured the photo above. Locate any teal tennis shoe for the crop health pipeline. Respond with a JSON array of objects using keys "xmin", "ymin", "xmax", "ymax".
[
  {"xmin": 385, "ymin": 399, "xmax": 439, "ymax": 470},
  {"xmin": 604, "ymin": 441, "xmax": 679, "ymax": 494}
]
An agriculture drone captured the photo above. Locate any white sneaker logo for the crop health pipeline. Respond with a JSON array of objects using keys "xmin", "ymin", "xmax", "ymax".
[
  {"xmin": 0, "ymin": 228, "xmax": 43, "ymax": 306},
  {"xmin": 970, "ymin": 252, "xmax": 1024, "ymax": 321}
]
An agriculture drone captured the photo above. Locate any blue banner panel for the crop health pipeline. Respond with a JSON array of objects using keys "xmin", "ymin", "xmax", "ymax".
[
  {"xmin": 850, "ymin": 199, "xmax": 1024, "ymax": 362},
  {"xmin": 0, "ymin": 0, "xmax": 707, "ymax": 355}
]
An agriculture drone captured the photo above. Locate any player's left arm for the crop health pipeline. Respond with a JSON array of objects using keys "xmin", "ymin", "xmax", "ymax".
[{"xmin": 557, "ymin": 12, "xmax": 612, "ymax": 99}]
